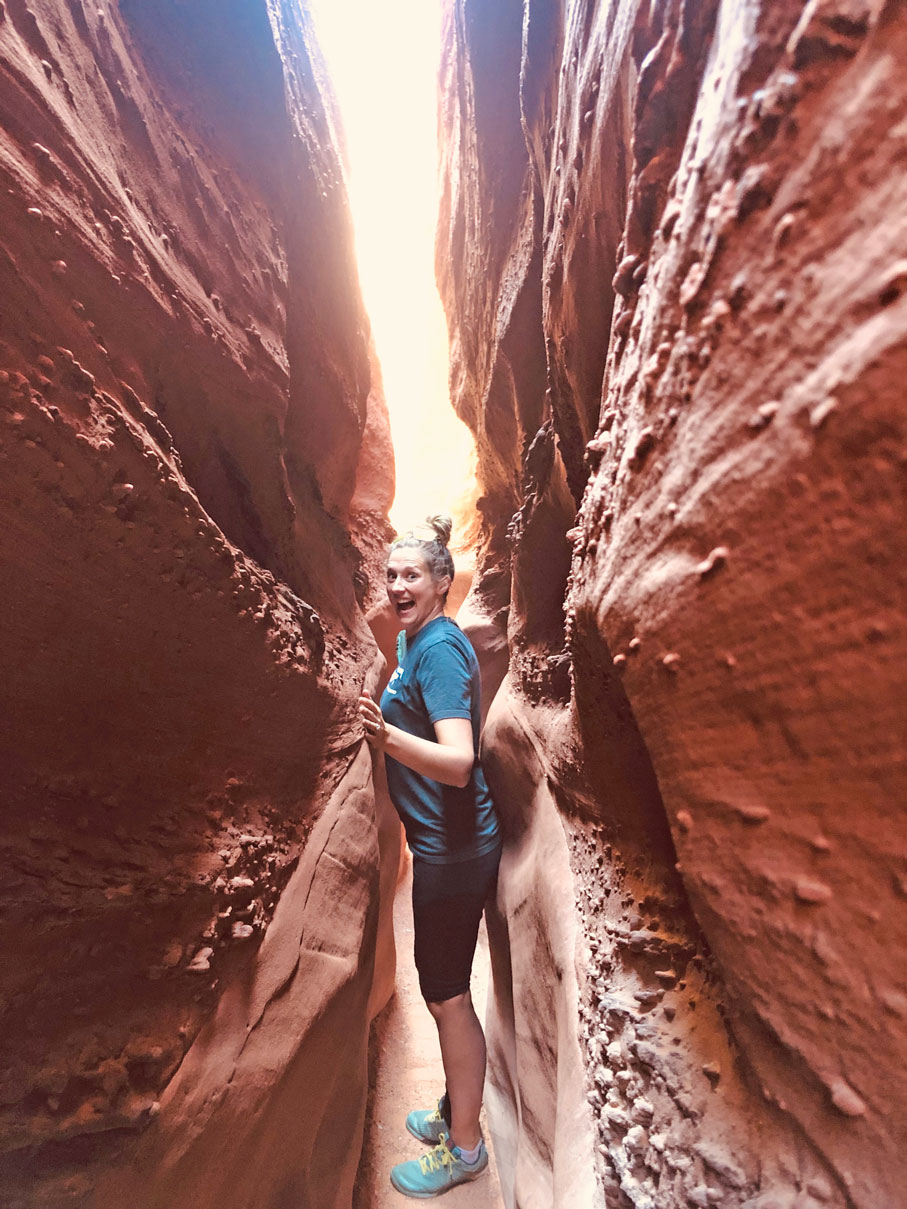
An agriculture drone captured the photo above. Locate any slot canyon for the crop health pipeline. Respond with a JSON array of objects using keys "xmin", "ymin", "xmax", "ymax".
[{"xmin": 0, "ymin": 1, "xmax": 904, "ymax": 1207}]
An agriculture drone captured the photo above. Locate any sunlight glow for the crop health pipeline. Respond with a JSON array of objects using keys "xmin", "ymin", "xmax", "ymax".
[{"xmin": 305, "ymin": 0, "xmax": 477, "ymax": 543}]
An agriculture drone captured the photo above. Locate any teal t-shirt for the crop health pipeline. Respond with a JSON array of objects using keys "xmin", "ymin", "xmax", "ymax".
[{"xmin": 380, "ymin": 616, "xmax": 500, "ymax": 864}]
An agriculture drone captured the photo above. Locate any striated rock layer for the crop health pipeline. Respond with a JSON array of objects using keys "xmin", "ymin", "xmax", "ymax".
[
  {"xmin": 0, "ymin": 2, "xmax": 394, "ymax": 1206},
  {"xmin": 438, "ymin": 1, "xmax": 907, "ymax": 1207}
]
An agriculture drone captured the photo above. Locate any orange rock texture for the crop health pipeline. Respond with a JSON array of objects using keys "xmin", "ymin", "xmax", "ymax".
[
  {"xmin": 437, "ymin": 1, "xmax": 906, "ymax": 1207},
  {"xmin": 0, "ymin": 2, "xmax": 394, "ymax": 1206}
]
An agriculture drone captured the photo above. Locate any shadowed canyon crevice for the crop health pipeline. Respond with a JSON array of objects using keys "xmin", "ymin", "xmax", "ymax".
[{"xmin": 1, "ymin": 2, "xmax": 905, "ymax": 1208}]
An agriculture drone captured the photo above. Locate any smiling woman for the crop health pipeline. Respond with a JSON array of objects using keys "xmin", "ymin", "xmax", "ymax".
[
  {"xmin": 357, "ymin": 513, "xmax": 501, "ymax": 1196},
  {"xmin": 305, "ymin": 0, "xmax": 477, "ymax": 539}
]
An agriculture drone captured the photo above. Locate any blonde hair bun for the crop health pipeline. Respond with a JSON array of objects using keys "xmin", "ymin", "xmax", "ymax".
[{"xmin": 414, "ymin": 514, "xmax": 453, "ymax": 547}]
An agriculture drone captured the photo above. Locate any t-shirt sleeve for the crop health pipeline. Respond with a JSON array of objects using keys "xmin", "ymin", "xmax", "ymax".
[{"xmin": 416, "ymin": 637, "xmax": 473, "ymax": 725}]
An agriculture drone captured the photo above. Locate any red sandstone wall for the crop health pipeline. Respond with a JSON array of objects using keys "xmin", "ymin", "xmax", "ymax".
[
  {"xmin": 438, "ymin": 2, "xmax": 907, "ymax": 1207},
  {"xmin": 0, "ymin": 2, "xmax": 393, "ymax": 1205}
]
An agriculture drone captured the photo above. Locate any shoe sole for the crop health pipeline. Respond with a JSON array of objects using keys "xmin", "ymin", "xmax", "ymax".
[{"xmin": 389, "ymin": 1162, "xmax": 488, "ymax": 1199}]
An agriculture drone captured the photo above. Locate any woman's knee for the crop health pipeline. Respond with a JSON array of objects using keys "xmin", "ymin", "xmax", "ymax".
[{"xmin": 425, "ymin": 990, "xmax": 472, "ymax": 1020}]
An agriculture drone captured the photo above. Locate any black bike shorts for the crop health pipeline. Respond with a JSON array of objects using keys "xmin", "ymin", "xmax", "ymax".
[{"xmin": 411, "ymin": 843, "xmax": 502, "ymax": 1004}]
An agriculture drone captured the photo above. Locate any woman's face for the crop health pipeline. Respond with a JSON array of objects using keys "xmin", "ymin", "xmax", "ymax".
[{"xmin": 386, "ymin": 549, "xmax": 449, "ymax": 636}]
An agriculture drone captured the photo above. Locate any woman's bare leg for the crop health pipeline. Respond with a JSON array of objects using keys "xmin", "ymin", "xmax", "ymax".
[{"xmin": 426, "ymin": 990, "xmax": 485, "ymax": 1151}]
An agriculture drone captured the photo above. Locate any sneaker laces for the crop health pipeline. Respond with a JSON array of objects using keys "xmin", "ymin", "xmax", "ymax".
[{"xmin": 419, "ymin": 1135, "xmax": 455, "ymax": 1175}]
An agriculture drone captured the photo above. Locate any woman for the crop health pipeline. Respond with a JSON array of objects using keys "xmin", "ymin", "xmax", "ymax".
[{"xmin": 358, "ymin": 515, "xmax": 501, "ymax": 1199}]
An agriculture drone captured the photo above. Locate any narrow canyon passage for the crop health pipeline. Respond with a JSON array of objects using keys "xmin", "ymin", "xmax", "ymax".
[{"xmin": 1, "ymin": 3, "xmax": 906, "ymax": 1209}]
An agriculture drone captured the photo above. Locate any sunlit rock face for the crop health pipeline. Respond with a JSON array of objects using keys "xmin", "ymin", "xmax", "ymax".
[
  {"xmin": 0, "ymin": 2, "xmax": 393, "ymax": 1206},
  {"xmin": 438, "ymin": 1, "xmax": 907, "ymax": 1206}
]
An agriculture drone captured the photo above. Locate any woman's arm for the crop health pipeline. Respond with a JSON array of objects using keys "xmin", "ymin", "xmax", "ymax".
[{"xmin": 358, "ymin": 692, "xmax": 474, "ymax": 788}]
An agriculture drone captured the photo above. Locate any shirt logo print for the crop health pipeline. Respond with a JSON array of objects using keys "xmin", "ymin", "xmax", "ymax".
[{"xmin": 385, "ymin": 665, "xmax": 403, "ymax": 696}]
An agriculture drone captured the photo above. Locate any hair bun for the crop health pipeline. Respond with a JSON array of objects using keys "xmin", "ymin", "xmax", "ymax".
[{"xmin": 423, "ymin": 513, "xmax": 453, "ymax": 547}]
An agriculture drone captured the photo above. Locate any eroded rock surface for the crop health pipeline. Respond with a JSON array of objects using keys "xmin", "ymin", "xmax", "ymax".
[
  {"xmin": 438, "ymin": 2, "xmax": 907, "ymax": 1206},
  {"xmin": 0, "ymin": 2, "xmax": 392, "ymax": 1205}
]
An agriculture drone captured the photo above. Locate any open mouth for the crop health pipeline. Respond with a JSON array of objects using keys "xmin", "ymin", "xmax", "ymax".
[{"xmin": 396, "ymin": 600, "xmax": 415, "ymax": 618}]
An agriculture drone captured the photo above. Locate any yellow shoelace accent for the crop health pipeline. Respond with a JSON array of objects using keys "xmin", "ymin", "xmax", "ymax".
[
  {"xmin": 419, "ymin": 1137, "xmax": 455, "ymax": 1175},
  {"xmin": 427, "ymin": 1105, "xmax": 443, "ymax": 1123}
]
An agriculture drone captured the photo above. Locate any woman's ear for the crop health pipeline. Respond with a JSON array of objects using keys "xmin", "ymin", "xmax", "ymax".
[{"xmin": 439, "ymin": 574, "xmax": 452, "ymax": 600}]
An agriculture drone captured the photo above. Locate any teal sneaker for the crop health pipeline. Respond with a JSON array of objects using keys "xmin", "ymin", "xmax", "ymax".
[
  {"xmin": 390, "ymin": 1133, "xmax": 488, "ymax": 1198},
  {"xmin": 405, "ymin": 1094, "xmax": 450, "ymax": 1145}
]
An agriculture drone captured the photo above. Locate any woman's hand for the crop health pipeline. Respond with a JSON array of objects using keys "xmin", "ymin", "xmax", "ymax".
[{"xmin": 358, "ymin": 690, "xmax": 388, "ymax": 750}]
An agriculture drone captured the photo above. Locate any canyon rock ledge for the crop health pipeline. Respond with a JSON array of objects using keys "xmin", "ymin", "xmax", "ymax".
[
  {"xmin": 0, "ymin": 2, "xmax": 395, "ymax": 1207},
  {"xmin": 437, "ymin": 1, "xmax": 906, "ymax": 1207}
]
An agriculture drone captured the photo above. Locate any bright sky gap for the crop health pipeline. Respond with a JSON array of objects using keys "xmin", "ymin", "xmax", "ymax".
[{"xmin": 305, "ymin": 0, "xmax": 477, "ymax": 542}]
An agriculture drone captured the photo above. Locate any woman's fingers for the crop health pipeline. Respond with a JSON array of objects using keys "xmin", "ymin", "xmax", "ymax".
[{"xmin": 357, "ymin": 694, "xmax": 386, "ymax": 745}]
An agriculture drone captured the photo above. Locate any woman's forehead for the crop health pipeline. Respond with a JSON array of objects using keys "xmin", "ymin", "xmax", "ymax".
[{"xmin": 387, "ymin": 549, "xmax": 429, "ymax": 572}]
